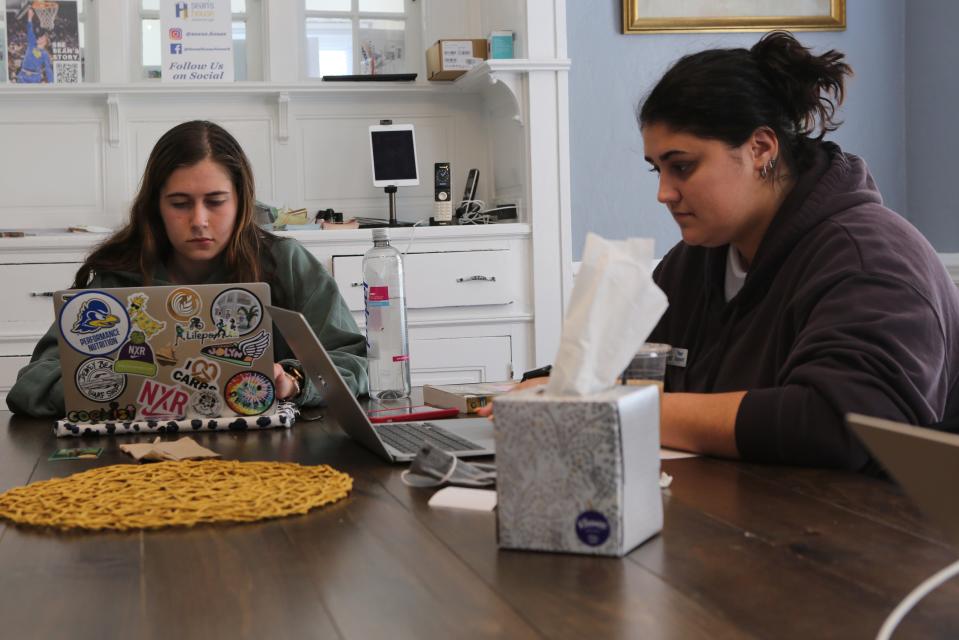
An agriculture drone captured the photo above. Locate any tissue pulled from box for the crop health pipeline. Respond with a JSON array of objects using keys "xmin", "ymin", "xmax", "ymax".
[{"xmin": 546, "ymin": 233, "xmax": 668, "ymax": 397}]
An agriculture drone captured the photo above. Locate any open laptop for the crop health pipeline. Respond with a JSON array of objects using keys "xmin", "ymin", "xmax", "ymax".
[
  {"xmin": 267, "ymin": 305, "xmax": 495, "ymax": 462},
  {"xmin": 847, "ymin": 413, "xmax": 959, "ymax": 548},
  {"xmin": 54, "ymin": 283, "xmax": 276, "ymax": 424}
]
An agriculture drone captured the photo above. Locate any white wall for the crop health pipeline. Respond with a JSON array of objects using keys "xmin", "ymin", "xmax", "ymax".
[{"xmin": 567, "ymin": 0, "xmax": 907, "ymax": 258}]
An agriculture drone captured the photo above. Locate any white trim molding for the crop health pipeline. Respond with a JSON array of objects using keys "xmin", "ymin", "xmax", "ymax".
[{"xmin": 940, "ymin": 253, "xmax": 959, "ymax": 286}]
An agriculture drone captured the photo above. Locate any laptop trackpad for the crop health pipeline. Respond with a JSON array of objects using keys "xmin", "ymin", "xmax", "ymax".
[{"xmin": 444, "ymin": 418, "xmax": 495, "ymax": 450}]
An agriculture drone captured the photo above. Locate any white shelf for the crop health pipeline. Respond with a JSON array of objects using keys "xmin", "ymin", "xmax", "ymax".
[
  {"xmin": 0, "ymin": 60, "xmax": 571, "ymax": 98},
  {"xmin": 455, "ymin": 59, "xmax": 572, "ymax": 125},
  {"xmin": 0, "ymin": 59, "xmax": 570, "ymax": 142},
  {"xmin": 454, "ymin": 59, "xmax": 572, "ymax": 93},
  {"xmin": 0, "ymin": 81, "xmax": 445, "ymax": 97},
  {"xmin": 0, "ymin": 224, "xmax": 532, "ymax": 262},
  {"xmin": 279, "ymin": 222, "xmax": 531, "ymax": 247}
]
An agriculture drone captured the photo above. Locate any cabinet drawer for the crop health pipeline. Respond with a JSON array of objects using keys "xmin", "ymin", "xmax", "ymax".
[
  {"xmin": 0, "ymin": 355, "xmax": 31, "ymax": 405},
  {"xmin": 332, "ymin": 250, "xmax": 515, "ymax": 311},
  {"xmin": 409, "ymin": 335, "xmax": 512, "ymax": 386},
  {"xmin": 0, "ymin": 262, "xmax": 78, "ymax": 340}
]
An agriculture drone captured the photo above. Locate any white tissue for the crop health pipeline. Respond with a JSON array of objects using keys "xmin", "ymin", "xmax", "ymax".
[{"xmin": 546, "ymin": 233, "xmax": 668, "ymax": 397}]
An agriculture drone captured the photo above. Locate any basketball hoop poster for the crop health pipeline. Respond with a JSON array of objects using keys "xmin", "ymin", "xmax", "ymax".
[
  {"xmin": 160, "ymin": 0, "xmax": 234, "ymax": 82},
  {"xmin": 5, "ymin": 1, "xmax": 82, "ymax": 83}
]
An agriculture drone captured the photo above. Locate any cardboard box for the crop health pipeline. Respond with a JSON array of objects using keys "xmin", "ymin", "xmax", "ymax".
[
  {"xmin": 423, "ymin": 382, "xmax": 514, "ymax": 414},
  {"xmin": 426, "ymin": 39, "xmax": 488, "ymax": 81},
  {"xmin": 494, "ymin": 385, "xmax": 663, "ymax": 557}
]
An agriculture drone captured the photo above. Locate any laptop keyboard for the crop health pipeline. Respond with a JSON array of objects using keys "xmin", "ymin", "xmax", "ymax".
[{"xmin": 375, "ymin": 421, "xmax": 484, "ymax": 454}]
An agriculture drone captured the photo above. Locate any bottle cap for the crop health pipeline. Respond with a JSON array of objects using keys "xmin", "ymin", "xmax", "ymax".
[{"xmin": 372, "ymin": 228, "xmax": 390, "ymax": 242}]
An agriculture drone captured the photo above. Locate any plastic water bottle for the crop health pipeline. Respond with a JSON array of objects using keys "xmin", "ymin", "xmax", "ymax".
[{"xmin": 363, "ymin": 228, "xmax": 411, "ymax": 399}]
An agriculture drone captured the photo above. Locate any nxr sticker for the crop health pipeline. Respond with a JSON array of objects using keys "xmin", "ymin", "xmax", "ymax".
[
  {"xmin": 137, "ymin": 379, "xmax": 189, "ymax": 420},
  {"xmin": 114, "ymin": 331, "xmax": 158, "ymax": 378}
]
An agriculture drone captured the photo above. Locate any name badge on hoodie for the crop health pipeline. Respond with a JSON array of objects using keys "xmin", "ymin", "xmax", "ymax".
[{"xmin": 667, "ymin": 347, "xmax": 688, "ymax": 368}]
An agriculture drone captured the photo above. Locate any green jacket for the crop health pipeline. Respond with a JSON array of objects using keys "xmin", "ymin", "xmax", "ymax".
[{"xmin": 6, "ymin": 237, "xmax": 368, "ymax": 417}]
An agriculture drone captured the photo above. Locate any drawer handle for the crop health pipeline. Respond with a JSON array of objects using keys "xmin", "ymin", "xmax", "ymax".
[
  {"xmin": 350, "ymin": 282, "xmax": 362, "ymax": 288},
  {"xmin": 456, "ymin": 275, "xmax": 496, "ymax": 283},
  {"xmin": 30, "ymin": 291, "xmax": 55, "ymax": 297}
]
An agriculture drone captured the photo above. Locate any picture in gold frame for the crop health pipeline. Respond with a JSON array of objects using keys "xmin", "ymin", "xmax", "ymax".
[{"xmin": 623, "ymin": 0, "xmax": 845, "ymax": 34}]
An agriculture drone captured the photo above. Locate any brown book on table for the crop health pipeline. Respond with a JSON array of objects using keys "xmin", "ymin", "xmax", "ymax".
[{"xmin": 422, "ymin": 382, "xmax": 515, "ymax": 414}]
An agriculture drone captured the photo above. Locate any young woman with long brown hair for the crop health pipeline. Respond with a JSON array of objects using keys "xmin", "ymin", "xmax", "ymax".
[{"xmin": 8, "ymin": 120, "xmax": 367, "ymax": 417}]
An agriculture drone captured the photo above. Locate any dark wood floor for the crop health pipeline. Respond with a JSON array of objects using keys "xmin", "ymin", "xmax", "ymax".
[{"xmin": 0, "ymin": 408, "xmax": 957, "ymax": 639}]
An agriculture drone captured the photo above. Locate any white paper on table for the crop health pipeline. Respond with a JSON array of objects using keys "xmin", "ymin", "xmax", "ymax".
[
  {"xmin": 660, "ymin": 448, "xmax": 698, "ymax": 460},
  {"xmin": 428, "ymin": 487, "xmax": 497, "ymax": 511}
]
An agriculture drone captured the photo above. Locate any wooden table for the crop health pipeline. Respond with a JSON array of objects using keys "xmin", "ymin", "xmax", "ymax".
[{"xmin": 1, "ymin": 406, "xmax": 957, "ymax": 639}]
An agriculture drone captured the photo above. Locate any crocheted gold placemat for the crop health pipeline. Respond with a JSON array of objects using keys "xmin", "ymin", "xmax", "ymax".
[{"xmin": 0, "ymin": 460, "xmax": 353, "ymax": 531}]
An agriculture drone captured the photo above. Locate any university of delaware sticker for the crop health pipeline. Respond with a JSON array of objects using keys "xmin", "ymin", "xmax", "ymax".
[{"xmin": 59, "ymin": 291, "xmax": 131, "ymax": 356}]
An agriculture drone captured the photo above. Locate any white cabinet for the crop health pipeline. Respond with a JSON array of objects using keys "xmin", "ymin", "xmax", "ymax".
[
  {"xmin": 0, "ymin": 225, "xmax": 534, "ymax": 404},
  {"xmin": 0, "ymin": 263, "xmax": 79, "ymax": 352},
  {"xmin": 410, "ymin": 335, "xmax": 513, "ymax": 385},
  {"xmin": 332, "ymin": 249, "xmax": 517, "ymax": 310},
  {"xmin": 0, "ymin": 237, "xmax": 94, "ymax": 403},
  {"xmin": 298, "ymin": 224, "xmax": 532, "ymax": 393}
]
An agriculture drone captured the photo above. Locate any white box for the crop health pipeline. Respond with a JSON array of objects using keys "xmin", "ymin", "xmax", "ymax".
[{"xmin": 494, "ymin": 385, "xmax": 663, "ymax": 556}]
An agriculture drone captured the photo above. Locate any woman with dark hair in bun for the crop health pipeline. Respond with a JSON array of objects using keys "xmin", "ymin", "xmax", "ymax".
[{"xmin": 639, "ymin": 31, "xmax": 959, "ymax": 470}]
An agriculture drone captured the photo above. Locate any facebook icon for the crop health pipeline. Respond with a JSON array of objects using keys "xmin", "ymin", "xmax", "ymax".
[
  {"xmin": 175, "ymin": 2, "xmax": 188, "ymax": 18},
  {"xmin": 170, "ymin": 43, "xmax": 183, "ymax": 55}
]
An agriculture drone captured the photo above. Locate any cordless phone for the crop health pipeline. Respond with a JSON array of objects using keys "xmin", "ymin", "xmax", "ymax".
[
  {"xmin": 433, "ymin": 162, "xmax": 453, "ymax": 224},
  {"xmin": 455, "ymin": 168, "xmax": 480, "ymax": 218}
]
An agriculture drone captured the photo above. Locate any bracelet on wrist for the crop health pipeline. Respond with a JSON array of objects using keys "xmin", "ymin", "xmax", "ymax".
[{"xmin": 281, "ymin": 364, "xmax": 304, "ymax": 401}]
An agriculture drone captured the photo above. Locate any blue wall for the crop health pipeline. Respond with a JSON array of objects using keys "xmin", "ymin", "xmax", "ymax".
[
  {"xmin": 906, "ymin": 1, "xmax": 959, "ymax": 252},
  {"xmin": 568, "ymin": 0, "xmax": 907, "ymax": 258}
]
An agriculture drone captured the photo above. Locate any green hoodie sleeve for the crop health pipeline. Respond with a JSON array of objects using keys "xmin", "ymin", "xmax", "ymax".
[
  {"xmin": 269, "ymin": 239, "xmax": 368, "ymax": 407},
  {"xmin": 6, "ymin": 321, "xmax": 66, "ymax": 417}
]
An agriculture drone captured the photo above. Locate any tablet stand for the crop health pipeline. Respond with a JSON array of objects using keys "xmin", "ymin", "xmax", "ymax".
[{"xmin": 384, "ymin": 185, "xmax": 413, "ymax": 227}]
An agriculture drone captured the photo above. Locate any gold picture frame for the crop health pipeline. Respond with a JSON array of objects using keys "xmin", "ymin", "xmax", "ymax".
[{"xmin": 623, "ymin": 0, "xmax": 845, "ymax": 34}]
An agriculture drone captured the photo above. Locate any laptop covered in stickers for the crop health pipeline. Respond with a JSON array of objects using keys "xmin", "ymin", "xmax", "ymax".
[{"xmin": 52, "ymin": 282, "xmax": 278, "ymax": 429}]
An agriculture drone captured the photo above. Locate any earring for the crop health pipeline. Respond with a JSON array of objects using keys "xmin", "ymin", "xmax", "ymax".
[{"xmin": 760, "ymin": 158, "xmax": 777, "ymax": 180}]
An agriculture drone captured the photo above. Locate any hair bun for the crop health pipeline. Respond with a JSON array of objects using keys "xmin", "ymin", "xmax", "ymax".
[{"xmin": 750, "ymin": 31, "xmax": 852, "ymax": 139}]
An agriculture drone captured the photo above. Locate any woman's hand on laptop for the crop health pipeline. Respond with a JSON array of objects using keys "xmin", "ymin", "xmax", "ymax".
[
  {"xmin": 274, "ymin": 363, "xmax": 300, "ymax": 402},
  {"xmin": 475, "ymin": 377, "xmax": 549, "ymax": 418}
]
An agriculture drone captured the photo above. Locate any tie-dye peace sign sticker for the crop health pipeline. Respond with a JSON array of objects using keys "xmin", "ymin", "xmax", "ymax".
[{"xmin": 224, "ymin": 370, "xmax": 275, "ymax": 416}]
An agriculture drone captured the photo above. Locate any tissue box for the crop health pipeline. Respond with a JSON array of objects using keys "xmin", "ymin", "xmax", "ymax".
[
  {"xmin": 426, "ymin": 39, "xmax": 488, "ymax": 81},
  {"xmin": 495, "ymin": 385, "xmax": 662, "ymax": 557}
]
